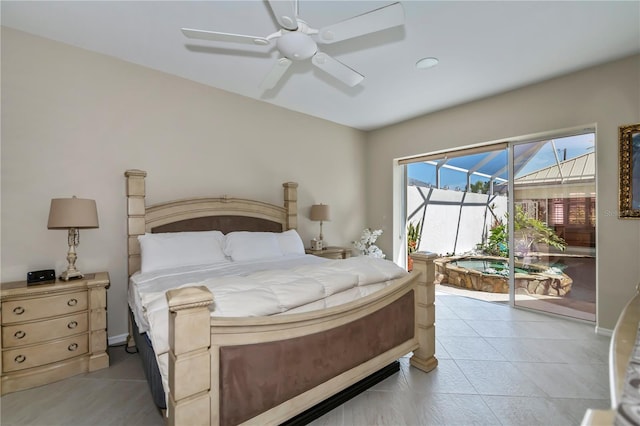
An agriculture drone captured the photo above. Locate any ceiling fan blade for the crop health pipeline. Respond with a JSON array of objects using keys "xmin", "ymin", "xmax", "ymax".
[
  {"xmin": 267, "ymin": 0, "xmax": 298, "ymax": 30},
  {"xmin": 181, "ymin": 28, "xmax": 270, "ymax": 46},
  {"xmin": 311, "ymin": 52, "xmax": 364, "ymax": 87},
  {"xmin": 260, "ymin": 57, "xmax": 293, "ymax": 90},
  {"xmin": 318, "ymin": 2, "xmax": 404, "ymax": 44}
]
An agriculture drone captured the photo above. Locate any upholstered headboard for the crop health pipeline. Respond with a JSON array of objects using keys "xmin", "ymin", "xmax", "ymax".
[{"xmin": 124, "ymin": 169, "xmax": 298, "ymax": 277}]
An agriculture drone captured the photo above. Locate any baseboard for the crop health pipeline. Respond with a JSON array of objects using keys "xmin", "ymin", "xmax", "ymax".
[
  {"xmin": 108, "ymin": 333, "xmax": 129, "ymax": 346},
  {"xmin": 596, "ymin": 326, "xmax": 613, "ymax": 336}
]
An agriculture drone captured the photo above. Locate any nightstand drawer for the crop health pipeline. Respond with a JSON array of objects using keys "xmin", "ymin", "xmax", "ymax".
[
  {"xmin": 2, "ymin": 312, "xmax": 88, "ymax": 348},
  {"xmin": 2, "ymin": 334, "xmax": 89, "ymax": 372},
  {"xmin": 1, "ymin": 291, "xmax": 87, "ymax": 324}
]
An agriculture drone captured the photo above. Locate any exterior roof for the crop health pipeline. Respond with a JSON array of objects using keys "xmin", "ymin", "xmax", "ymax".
[{"xmin": 514, "ymin": 152, "xmax": 595, "ymax": 186}]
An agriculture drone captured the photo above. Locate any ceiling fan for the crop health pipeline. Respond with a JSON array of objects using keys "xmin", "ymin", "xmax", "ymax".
[{"xmin": 181, "ymin": 1, "xmax": 404, "ymax": 90}]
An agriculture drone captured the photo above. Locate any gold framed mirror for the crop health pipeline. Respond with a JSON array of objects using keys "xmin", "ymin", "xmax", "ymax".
[{"xmin": 619, "ymin": 123, "xmax": 640, "ymax": 218}]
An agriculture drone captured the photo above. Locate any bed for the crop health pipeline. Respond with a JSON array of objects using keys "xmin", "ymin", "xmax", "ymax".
[{"xmin": 124, "ymin": 169, "xmax": 438, "ymax": 426}]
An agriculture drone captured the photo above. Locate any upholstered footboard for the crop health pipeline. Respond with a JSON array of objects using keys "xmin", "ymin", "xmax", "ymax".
[{"xmin": 166, "ymin": 252, "xmax": 437, "ymax": 426}]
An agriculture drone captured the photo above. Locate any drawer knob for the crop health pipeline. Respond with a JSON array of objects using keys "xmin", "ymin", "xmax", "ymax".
[
  {"xmin": 67, "ymin": 298, "xmax": 78, "ymax": 307},
  {"xmin": 13, "ymin": 306, "xmax": 25, "ymax": 315},
  {"xmin": 14, "ymin": 354, "xmax": 26, "ymax": 364},
  {"xmin": 14, "ymin": 330, "xmax": 26, "ymax": 339},
  {"xmin": 68, "ymin": 343, "xmax": 79, "ymax": 351},
  {"xmin": 67, "ymin": 321, "xmax": 78, "ymax": 329}
]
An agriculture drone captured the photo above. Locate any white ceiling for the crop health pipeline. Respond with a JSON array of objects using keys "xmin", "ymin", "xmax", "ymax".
[{"xmin": 2, "ymin": 1, "xmax": 639, "ymax": 131}]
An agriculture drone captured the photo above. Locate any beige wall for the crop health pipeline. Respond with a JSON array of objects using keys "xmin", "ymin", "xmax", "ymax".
[
  {"xmin": 0, "ymin": 28, "xmax": 367, "ymax": 340},
  {"xmin": 366, "ymin": 54, "xmax": 640, "ymax": 330}
]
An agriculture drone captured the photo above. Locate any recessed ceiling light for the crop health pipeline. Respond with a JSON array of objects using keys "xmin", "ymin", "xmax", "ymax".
[{"xmin": 416, "ymin": 57, "xmax": 439, "ymax": 69}]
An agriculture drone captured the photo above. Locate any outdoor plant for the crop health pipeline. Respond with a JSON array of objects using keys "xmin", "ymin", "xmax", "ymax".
[
  {"xmin": 513, "ymin": 206, "xmax": 566, "ymax": 253},
  {"xmin": 484, "ymin": 219, "xmax": 508, "ymax": 257},
  {"xmin": 407, "ymin": 220, "xmax": 422, "ymax": 254},
  {"xmin": 406, "ymin": 220, "xmax": 422, "ymax": 271},
  {"xmin": 353, "ymin": 228, "xmax": 385, "ymax": 258},
  {"xmin": 479, "ymin": 206, "xmax": 566, "ymax": 256}
]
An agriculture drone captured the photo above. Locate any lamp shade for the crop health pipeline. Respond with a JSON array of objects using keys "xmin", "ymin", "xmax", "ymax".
[
  {"xmin": 47, "ymin": 197, "xmax": 99, "ymax": 229},
  {"xmin": 310, "ymin": 204, "xmax": 330, "ymax": 222}
]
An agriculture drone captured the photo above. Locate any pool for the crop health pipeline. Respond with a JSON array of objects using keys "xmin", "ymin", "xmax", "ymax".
[{"xmin": 434, "ymin": 255, "xmax": 573, "ymax": 295}]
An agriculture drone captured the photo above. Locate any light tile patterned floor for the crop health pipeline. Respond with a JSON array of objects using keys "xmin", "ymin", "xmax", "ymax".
[
  {"xmin": 1, "ymin": 292, "xmax": 611, "ymax": 426},
  {"xmin": 310, "ymin": 291, "xmax": 611, "ymax": 426}
]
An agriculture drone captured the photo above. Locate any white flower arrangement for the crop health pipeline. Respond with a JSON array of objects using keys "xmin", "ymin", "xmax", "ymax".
[{"xmin": 353, "ymin": 228, "xmax": 386, "ymax": 258}]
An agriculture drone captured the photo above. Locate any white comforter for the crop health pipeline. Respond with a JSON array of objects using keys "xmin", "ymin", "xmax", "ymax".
[
  {"xmin": 129, "ymin": 254, "xmax": 328, "ymax": 333},
  {"xmin": 130, "ymin": 255, "xmax": 409, "ymax": 398}
]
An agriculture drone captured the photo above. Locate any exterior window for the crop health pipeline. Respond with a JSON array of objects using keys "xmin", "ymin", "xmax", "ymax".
[
  {"xmin": 550, "ymin": 198, "xmax": 564, "ymax": 225},
  {"xmin": 568, "ymin": 197, "xmax": 586, "ymax": 225},
  {"xmin": 549, "ymin": 197, "xmax": 595, "ymax": 226}
]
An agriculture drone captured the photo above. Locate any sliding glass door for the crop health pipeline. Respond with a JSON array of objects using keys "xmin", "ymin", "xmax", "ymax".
[
  {"xmin": 510, "ymin": 133, "xmax": 596, "ymax": 320},
  {"xmin": 404, "ymin": 130, "xmax": 596, "ymax": 320}
]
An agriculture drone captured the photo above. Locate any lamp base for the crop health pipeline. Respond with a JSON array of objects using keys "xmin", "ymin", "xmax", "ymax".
[{"xmin": 60, "ymin": 269, "xmax": 84, "ymax": 281}]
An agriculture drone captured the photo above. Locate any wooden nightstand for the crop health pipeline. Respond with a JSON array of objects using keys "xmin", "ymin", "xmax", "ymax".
[
  {"xmin": 0, "ymin": 271, "xmax": 110, "ymax": 395},
  {"xmin": 305, "ymin": 246, "xmax": 351, "ymax": 259}
]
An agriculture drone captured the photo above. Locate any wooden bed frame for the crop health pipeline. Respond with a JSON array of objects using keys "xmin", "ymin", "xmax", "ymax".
[{"xmin": 125, "ymin": 169, "xmax": 437, "ymax": 426}]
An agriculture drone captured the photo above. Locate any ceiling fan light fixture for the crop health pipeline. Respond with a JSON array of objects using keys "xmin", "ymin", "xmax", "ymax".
[
  {"xmin": 416, "ymin": 57, "xmax": 439, "ymax": 69},
  {"xmin": 277, "ymin": 31, "xmax": 317, "ymax": 60}
]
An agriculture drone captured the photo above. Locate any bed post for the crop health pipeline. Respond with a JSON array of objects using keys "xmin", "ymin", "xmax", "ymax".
[
  {"xmin": 125, "ymin": 169, "xmax": 147, "ymax": 276},
  {"xmin": 166, "ymin": 286, "xmax": 214, "ymax": 426},
  {"xmin": 283, "ymin": 182, "xmax": 298, "ymax": 230},
  {"xmin": 124, "ymin": 170, "xmax": 147, "ymax": 348},
  {"xmin": 408, "ymin": 251, "xmax": 438, "ymax": 372},
  {"xmin": 125, "ymin": 169, "xmax": 147, "ymax": 347}
]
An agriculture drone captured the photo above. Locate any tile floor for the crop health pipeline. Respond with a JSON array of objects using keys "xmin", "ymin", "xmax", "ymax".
[{"xmin": 0, "ymin": 292, "xmax": 611, "ymax": 426}]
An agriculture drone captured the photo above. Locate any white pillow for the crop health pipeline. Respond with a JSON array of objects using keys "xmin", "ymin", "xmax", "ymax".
[
  {"xmin": 223, "ymin": 231, "xmax": 284, "ymax": 261},
  {"xmin": 138, "ymin": 231, "xmax": 226, "ymax": 273},
  {"xmin": 277, "ymin": 229, "xmax": 305, "ymax": 256}
]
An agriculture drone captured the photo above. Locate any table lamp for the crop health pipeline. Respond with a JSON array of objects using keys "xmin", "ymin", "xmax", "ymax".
[
  {"xmin": 47, "ymin": 196, "xmax": 99, "ymax": 280},
  {"xmin": 310, "ymin": 203, "xmax": 330, "ymax": 248}
]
